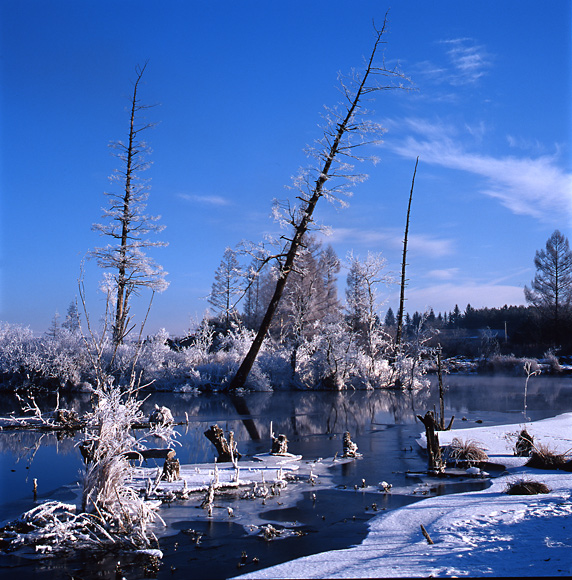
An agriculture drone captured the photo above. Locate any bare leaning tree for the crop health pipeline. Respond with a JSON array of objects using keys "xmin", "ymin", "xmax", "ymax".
[
  {"xmin": 229, "ymin": 17, "xmax": 411, "ymax": 390},
  {"xmin": 90, "ymin": 63, "xmax": 168, "ymax": 346}
]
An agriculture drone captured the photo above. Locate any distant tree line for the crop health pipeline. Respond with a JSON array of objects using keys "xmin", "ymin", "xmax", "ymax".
[
  {"xmin": 385, "ymin": 304, "xmax": 537, "ymax": 357},
  {"xmin": 387, "ymin": 301, "xmax": 570, "ymax": 359}
]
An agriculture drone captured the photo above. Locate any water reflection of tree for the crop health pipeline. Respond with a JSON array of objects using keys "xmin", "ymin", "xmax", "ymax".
[
  {"xmin": 0, "ymin": 391, "xmax": 93, "ymax": 417},
  {"xmin": 141, "ymin": 389, "xmax": 436, "ymax": 449},
  {"xmin": 4, "ymin": 377, "xmax": 569, "ymax": 474},
  {"xmin": 132, "ymin": 376, "xmax": 571, "ymax": 461},
  {"xmin": 0, "ymin": 431, "xmax": 79, "ymax": 461}
]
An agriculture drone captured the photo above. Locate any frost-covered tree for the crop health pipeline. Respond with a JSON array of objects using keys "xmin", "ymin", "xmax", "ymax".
[
  {"xmin": 345, "ymin": 251, "xmax": 391, "ymax": 369},
  {"xmin": 524, "ymin": 229, "xmax": 572, "ymax": 341},
  {"xmin": 90, "ymin": 64, "xmax": 168, "ymax": 345},
  {"xmin": 242, "ymin": 257, "xmax": 272, "ymax": 330},
  {"xmin": 276, "ymin": 239, "xmax": 341, "ymax": 374},
  {"xmin": 46, "ymin": 311, "xmax": 60, "ymax": 338},
  {"xmin": 229, "ymin": 17, "xmax": 411, "ymax": 390},
  {"xmin": 345, "ymin": 251, "xmax": 397, "ymax": 386},
  {"xmin": 208, "ymin": 247, "xmax": 243, "ymax": 330},
  {"xmin": 319, "ymin": 244, "xmax": 342, "ymax": 313},
  {"xmin": 62, "ymin": 300, "xmax": 80, "ymax": 334}
]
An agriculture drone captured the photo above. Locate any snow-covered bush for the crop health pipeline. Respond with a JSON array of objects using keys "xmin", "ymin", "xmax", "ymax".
[
  {"xmin": 39, "ymin": 331, "xmax": 91, "ymax": 386},
  {"xmin": 0, "ymin": 322, "xmax": 91, "ymax": 388},
  {"xmin": 0, "ymin": 322, "xmax": 36, "ymax": 375}
]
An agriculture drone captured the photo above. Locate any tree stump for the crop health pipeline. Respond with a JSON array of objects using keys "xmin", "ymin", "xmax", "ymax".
[
  {"xmin": 149, "ymin": 404, "xmax": 174, "ymax": 427},
  {"xmin": 342, "ymin": 431, "xmax": 359, "ymax": 458},
  {"xmin": 52, "ymin": 408, "xmax": 83, "ymax": 430},
  {"xmin": 161, "ymin": 452, "xmax": 180, "ymax": 482},
  {"xmin": 204, "ymin": 424, "xmax": 242, "ymax": 463},
  {"xmin": 417, "ymin": 411, "xmax": 444, "ymax": 473},
  {"xmin": 271, "ymin": 434, "xmax": 289, "ymax": 455}
]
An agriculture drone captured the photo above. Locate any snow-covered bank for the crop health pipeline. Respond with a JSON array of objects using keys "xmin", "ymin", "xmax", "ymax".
[{"xmin": 235, "ymin": 413, "xmax": 572, "ymax": 578}]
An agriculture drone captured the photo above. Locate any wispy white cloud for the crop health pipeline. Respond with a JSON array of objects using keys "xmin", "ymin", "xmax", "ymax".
[
  {"xmin": 178, "ymin": 193, "xmax": 231, "ymax": 207},
  {"xmin": 440, "ymin": 38, "xmax": 492, "ymax": 85},
  {"xmin": 413, "ymin": 60, "xmax": 447, "ymax": 78},
  {"xmin": 407, "ymin": 234, "xmax": 455, "ymax": 257},
  {"xmin": 324, "ymin": 227, "xmax": 454, "ymax": 258},
  {"xmin": 506, "ymin": 135, "xmax": 547, "ymax": 154},
  {"xmin": 488, "ymin": 267, "xmax": 532, "ymax": 286},
  {"xmin": 383, "ymin": 118, "xmax": 572, "ymax": 223},
  {"xmin": 426, "ymin": 268, "xmax": 460, "ymax": 280},
  {"xmin": 413, "ymin": 38, "xmax": 492, "ymax": 89}
]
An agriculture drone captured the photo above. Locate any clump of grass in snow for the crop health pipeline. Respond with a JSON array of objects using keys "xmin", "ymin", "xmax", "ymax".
[
  {"xmin": 445, "ymin": 437, "xmax": 488, "ymax": 466},
  {"xmin": 526, "ymin": 443, "xmax": 571, "ymax": 471},
  {"xmin": 506, "ymin": 478, "xmax": 550, "ymax": 495}
]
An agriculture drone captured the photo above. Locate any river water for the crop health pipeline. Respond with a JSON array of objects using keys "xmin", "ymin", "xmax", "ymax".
[{"xmin": 0, "ymin": 373, "xmax": 571, "ymax": 579}]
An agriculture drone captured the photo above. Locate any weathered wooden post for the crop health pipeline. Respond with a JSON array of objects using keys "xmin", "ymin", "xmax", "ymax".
[{"xmin": 417, "ymin": 411, "xmax": 444, "ymax": 473}]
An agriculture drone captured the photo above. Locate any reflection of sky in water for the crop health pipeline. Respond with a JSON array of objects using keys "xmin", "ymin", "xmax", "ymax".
[
  {"xmin": 1, "ymin": 375, "xmax": 571, "ymax": 522},
  {"xmin": 0, "ymin": 433, "xmax": 82, "ymax": 521}
]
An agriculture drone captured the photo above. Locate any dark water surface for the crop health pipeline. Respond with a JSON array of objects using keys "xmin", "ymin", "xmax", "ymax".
[{"xmin": 0, "ymin": 374, "xmax": 571, "ymax": 579}]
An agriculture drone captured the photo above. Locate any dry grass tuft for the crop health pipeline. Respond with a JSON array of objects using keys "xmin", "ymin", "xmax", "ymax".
[
  {"xmin": 526, "ymin": 443, "xmax": 569, "ymax": 470},
  {"xmin": 446, "ymin": 437, "xmax": 489, "ymax": 466},
  {"xmin": 506, "ymin": 478, "xmax": 550, "ymax": 495}
]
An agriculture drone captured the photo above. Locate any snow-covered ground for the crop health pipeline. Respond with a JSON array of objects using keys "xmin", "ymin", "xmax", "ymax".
[{"xmin": 234, "ymin": 413, "xmax": 572, "ymax": 578}]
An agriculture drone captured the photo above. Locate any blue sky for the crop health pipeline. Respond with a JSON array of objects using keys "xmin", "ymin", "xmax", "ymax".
[{"xmin": 1, "ymin": 0, "xmax": 570, "ymax": 337}]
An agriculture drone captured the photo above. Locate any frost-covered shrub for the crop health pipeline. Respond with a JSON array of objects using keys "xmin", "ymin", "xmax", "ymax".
[
  {"xmin": 182, "ymin": 320, "xmax": 215, "ymax": 366},
  {"xmin": 542, "ymin": 349, "xmax": 562, "ymax": 373},
  {"xmin": 288, "ymin": 316, "xmax": 427, "ymax": 390},
  {"xmin": 35, "ymin": 331, "xmax": 88, "ymax": 386},
  {"xmin": 0, "ymin": 323, "xmax": 91, "ymax": 388},
  {"xmin": 133, "ymin": 329, "xmax": 193, "ymax": 386},
  {"xmin": 293, "ymin": 318, "xmax": 357, "ymax": 389},
  {"xmin": 0, "ymin": 312, "xmax": 438, "ymax": 392},
  {"xmin": 391, "ymin": 351, "xmax": 430, "ymax": 390},
  {"xmin": 80, "ymin": 382, "xmax": 175, "ymax": 548},
  {"xmin": 0, "ymin": 322, "xmax": 36, "ymax": 374}
]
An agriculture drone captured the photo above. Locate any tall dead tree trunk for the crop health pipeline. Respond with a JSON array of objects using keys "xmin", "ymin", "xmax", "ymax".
[
  {"xmin": 395, "ymin": 157, "xmax": 418, "ymax": 348},
  {"xmin": 437, "ymin": 348, "xmax": 446, "ymax": 430},
  {"xmin": 91, "ymin": 62, "xmax": 168, "ymax": 348},
  {"xmin": 229, "ymin": 16, "xmax": 409, "ymax": 390},
  {"xmin": 114, "ymin": 65, "xmax": 145, "ymax": 345}
]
